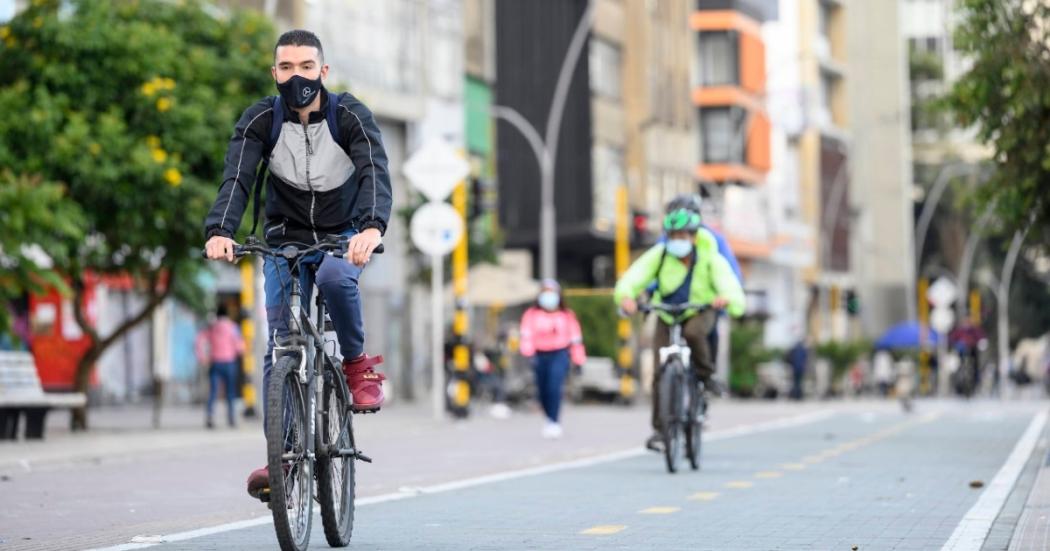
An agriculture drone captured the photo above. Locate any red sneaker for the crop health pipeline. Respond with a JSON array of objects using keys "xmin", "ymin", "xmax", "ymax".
[
  {"xmin": 247, "ymin": 465, "xmax": 269, "ymax": 499},
  {"xmin": 343, "ymin": 354, "xmax": 386, "ymax": 412}
]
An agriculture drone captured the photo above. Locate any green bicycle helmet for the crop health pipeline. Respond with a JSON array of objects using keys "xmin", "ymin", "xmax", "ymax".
[
  {"xmin": 666, "ymin": 193, "xmax": 703, "ymax": 215},
  {"xmin": 663, "ymin": 207, "xmax": 702, "ymax": 232}
]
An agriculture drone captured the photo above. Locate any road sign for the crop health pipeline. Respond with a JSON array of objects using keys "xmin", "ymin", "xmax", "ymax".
[
  {"xmin": 927, "ymin": 277, "xmax": 957, "ymax": 308},
  {"xmin": 930, "ymin": 307, "xmax": 955, "ymax": 333},
  {"xmin": 403, "ymin": 139, "xmax": 470, "ymax": 202},
  {"xmin": 410, "ymin": 202, "xmax": 464, "ymax": 257}
]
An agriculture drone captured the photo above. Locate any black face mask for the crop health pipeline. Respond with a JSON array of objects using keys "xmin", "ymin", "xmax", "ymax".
[{"xmin": 276, "ymin": 74, "xmax": 322, "ymax": 108}]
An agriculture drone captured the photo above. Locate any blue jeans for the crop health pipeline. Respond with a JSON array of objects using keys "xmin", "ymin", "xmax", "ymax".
[
  {"xmin": 207, "ymin": 361, "xmax": 238, "ymax": 425},
  {"xmin": 533, "ymin": 349, "xmax": 570, "ymax": 423},
  {"xmin": 262, "ymin": 229, "xmax": 364, "ymax": 420}
]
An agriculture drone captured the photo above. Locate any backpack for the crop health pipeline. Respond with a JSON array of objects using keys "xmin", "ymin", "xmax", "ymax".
[{"xmin": 248, "ymin": 92, "xmax": 344, "ymax": 236}]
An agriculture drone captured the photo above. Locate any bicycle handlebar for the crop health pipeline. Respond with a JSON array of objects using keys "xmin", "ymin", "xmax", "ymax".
[
  {"xmin": 201, "ymin": 235, "xmax": 384, "ymax": 261},
  {"xmin": 637, "ymin": 302, "xmax": 713, "ymax": 316}
]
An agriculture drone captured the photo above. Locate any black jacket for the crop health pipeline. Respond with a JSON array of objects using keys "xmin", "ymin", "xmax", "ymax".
[{"xmin": 203, "ymin": 89, "xmax": 392, "ymax": 245}]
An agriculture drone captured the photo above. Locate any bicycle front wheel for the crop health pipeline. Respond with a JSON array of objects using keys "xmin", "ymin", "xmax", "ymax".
[
  {"xmin": 658, "ymin": 361, "xmax": 685, "ymax": 473},
  {"xmin": 266, "ymin": 356, "xmax": 314, "ymax": 551},
  {"xmin": 686, "ymin": 376, "xmax": 705, "ymax": 471},
  {"xmin": 317, "ymin": 364, "xmax": 355, "ymax": 547}
]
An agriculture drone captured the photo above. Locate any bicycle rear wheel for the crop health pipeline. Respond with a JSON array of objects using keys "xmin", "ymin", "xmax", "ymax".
[
  {"xmin": 266, "ymin": 356, "xmax": 314, "ymax": 551},
  {"xmin": 658, "ymin": 361, "xmax": 685, "ymax": 473},
  {"xmin": 317, "ymin": 364, "xmax": 355, "ymax": 547},
  {"xmin": 686, "ymin": 376, "xmax": 705, "ymax": 470}
]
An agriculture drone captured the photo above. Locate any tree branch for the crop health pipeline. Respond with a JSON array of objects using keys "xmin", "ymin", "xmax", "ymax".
[
  {"xmin": 71, "ymin": 275, "xmax": 100, "ymax": 345},
  {"xmin": 96, "ymin": 271, "xmax": 174, "ymax": 353}
]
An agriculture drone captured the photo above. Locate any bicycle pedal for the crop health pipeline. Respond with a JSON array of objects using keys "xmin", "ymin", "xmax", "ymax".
[
  {"xmin": 355, "ymin": 452, "xmax": 373, "ymax": 463},
  {"xmin": 258, "ymin": 489, "xmax": 271, "ymax": 503}
]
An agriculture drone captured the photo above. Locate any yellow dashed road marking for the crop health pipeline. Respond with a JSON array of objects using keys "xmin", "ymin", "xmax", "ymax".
[
  {"xmin": 754, "ymin": 471, "xmax": 783, "ymax": 479},
  {"xmin": 725, "ymin": 480, "xmax": 754, "ymax": 489},
  {"xmin": 689, "ymin": 491, "xmax": 720, "ymax": 501},
  {"xmin": 581, "ymin": 525, "xmax": 626, "ymax": 535},
  {"xmin": 639, "ymin": 506, "xmax": 681, "ymax": 514}
]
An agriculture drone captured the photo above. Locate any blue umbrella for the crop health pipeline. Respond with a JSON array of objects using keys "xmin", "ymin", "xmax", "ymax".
[{"xmin": 875, "ymin": 321, "xmax": 940, "ymax": 350}]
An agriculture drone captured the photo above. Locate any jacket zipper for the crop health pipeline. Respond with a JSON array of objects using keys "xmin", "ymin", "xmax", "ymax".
[
  {"xmin": 265, "ymin": 221, "xmax": 286, "ymax": 238},
  {"xmin": 303, "ymin": 121, "xmax": 319, "ymax": 243}
]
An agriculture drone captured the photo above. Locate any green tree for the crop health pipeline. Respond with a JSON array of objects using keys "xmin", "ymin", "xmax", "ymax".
[
  {"xmin": 947, "ymin": 0, "xmax": 1050, "ymax": 233},
  {"xmin": 0, "ymin": 0, "xmax": 275, "ymax": 427},
  {"xmin": 0, "ymin": 172, "xmax": 86, "ymax": 339}
]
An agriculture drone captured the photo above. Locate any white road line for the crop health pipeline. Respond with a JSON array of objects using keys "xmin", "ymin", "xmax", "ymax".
[
  {"xmin": 85, "ymin": 408, "xmax": 837, "ymax": 550},
  {"xmin": 941, "ymin": 408, "xmax": 1049, "ymax": 551}
]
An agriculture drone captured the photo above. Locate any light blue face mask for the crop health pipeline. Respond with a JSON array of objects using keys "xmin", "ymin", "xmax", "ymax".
[
  {"xmin": 538, "ymin": 291, "xmax": 560, "ymax": 311},
  {"xmin": 665, "ymin": 239, "xmax": 693, "ymax": 258}
]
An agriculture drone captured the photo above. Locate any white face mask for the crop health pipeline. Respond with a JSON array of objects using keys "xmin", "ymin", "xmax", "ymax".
[
  {"xmin": 666, "ymin": 239, "xmax": 693, "ymax": 258},
  {"xmin": 538, "ymin": 291, "xmax": 560, "ymax": 311}
]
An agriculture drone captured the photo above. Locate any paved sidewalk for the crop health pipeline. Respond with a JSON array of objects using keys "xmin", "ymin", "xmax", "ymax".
[{"xmin": 1007, "ymin": 424, "xmax": 1050, "ymax": 551}]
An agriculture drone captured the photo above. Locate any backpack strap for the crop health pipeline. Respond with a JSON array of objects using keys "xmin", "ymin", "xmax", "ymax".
[
  {"xmin": 250, "ymin": 96, "xmax": 284, "ymax": 236},
  {"xmin": 325, "ymin": 91, "xmax": 342, "ymax": 145},
  {"xmin": 267, "ymin": 95, "xmax": 284, "ymax": 152}
]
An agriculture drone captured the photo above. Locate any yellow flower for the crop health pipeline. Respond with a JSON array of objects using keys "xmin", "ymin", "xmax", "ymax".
[
  {"xmin": 0, "ymin": 27, "xmax": 9, "ymax": 40},
  {"xmin": 89, "ymin": 142, "xmax": 101, "ymax": 156},
  {"xmin": 141, "ymin": 81, "xmax": 156, "ymax": 96},
  {"xmin": 160, "ymin": 78, "xmax": 176, "ymax": 90},
  {"xmin": 145, "ymin": 135, "xmax": 160, "ymax": 148},
  {"xmin": 150, "ymin": 148, "xmax": 167, "ymax": 163},
  {"xmin": 156, "ymin": 97, "xmax": 172, "ymax": 112},
  {"xmin": 164, "ymin": 168, "xmax": 182, "ymax": 187}
]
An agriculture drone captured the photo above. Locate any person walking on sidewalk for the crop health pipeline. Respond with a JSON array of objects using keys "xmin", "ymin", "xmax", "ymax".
[
  {"xmin": 195, "ymin": 305, "xmax": 246, "ymax": 429},
  {"xmin": 518, "ymin": 280, "xmax": 587, "ymax": 439}
]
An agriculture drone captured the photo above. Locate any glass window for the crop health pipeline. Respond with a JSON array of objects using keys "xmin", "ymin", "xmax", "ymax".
[
  {"xmin": 591, "ymin": 144, "xmax": 624, "ymax": 227},
  {"xmin": 700, "ymin": 107, "xmax": 747, "ymax": 164},
  {"xmin": 818, "ymin": 1, "xmax": 832, "ymax": 39},
  {"xmin": 698, "ymin": 31, "xmax": 738, "ymax": 86},
  {"xmin": 589, "ymin": 38, "xmax": 622, "ymax": 99},
  {"xmin": 925, "ymin": 36, "xmax": 940, "ymax": 54}
]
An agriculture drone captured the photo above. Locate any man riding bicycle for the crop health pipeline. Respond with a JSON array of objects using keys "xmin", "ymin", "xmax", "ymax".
[
  {"xmin": 614, "ymin": 198, "xmax": 745, "ymax": 450},
  {"xmin": 202, "ymin": 30, "xmax": 391, "ymax": 499}
]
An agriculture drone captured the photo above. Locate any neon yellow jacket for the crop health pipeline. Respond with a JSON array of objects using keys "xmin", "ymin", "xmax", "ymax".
[{"xmin": 613, "ymin": 228, "xmax": 746, "ymax": 322}]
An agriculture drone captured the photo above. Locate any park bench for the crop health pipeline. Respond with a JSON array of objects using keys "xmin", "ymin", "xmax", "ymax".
[{"xmin": 0, "ymin": 351, "xmax": 86, "ymax": 439}]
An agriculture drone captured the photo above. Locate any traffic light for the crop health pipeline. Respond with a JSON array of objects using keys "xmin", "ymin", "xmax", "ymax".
[
  {"xmin": 845, "ymin": 289, "xmax": 860, "ymax": 316},
  {"xmin": 631, "ymin": 210, "xmax": 650, "ymax": 245}
]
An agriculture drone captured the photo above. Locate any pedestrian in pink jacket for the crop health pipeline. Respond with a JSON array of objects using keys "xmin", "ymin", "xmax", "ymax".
[
  {"xmin": 195, "ymin": 304, "xmax": 245, "ymax": 429},
  {"xmin": 518, "ymin": 279, "xmax": 586, "ymax": 439}
]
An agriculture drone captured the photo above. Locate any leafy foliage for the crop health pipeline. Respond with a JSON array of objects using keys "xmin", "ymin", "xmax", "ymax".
[
  {"xmin": 947, "ymin": 0, "xmax": 1050, "ymax": 234},
  {"xmin": 0, "ymin": 0, "xmax": 275, "ymax": 415},
  {"xmin": 0, "ymin": 172, "xmax": 85, "ymax": 338}
]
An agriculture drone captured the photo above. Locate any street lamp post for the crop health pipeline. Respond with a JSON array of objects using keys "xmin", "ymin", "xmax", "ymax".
[
  {"xmin": 956, "ymin": 201, "xmax": 997, "ymax": 320},
  {"xmin": 913, "ymin": 164, "xmax": 981, "ymax": 282},
  {"xmin": 489, "ymin": 0, "xmax": 593, "ymax": 281},
  {"xmin": 997, "ymin": 227, "xmax": 1029, "ymax": 390}
]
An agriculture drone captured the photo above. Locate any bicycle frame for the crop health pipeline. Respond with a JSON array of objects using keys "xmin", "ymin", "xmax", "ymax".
[
  {"xmin": 658, "ymin": 322, "xmax": 693, "ymax": 369},
  {"xmin": 270, "ymin": 259, "xmax": 358, "ymax": 468}
]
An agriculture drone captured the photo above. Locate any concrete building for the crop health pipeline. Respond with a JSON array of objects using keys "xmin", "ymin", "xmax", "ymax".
[
  {"xmin": 902, "ymin": 0, "xmax": 990, "ymax": 166},
  {"xmin": 845, "ymin": 0, "xmax": 915, "ymax": 336},
  {"xmin": 492, "ymin": 0, "xmax": 697, "ymax": 286}
]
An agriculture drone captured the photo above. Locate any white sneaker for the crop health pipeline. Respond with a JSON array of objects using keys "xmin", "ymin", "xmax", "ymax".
[
  {"xmin": 542, "ymin": 421, "xmax": 563, "ymax": 439},
  {"xmin": 489, "ymin": 403, "xmax": 511, "ymax": 420}
]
